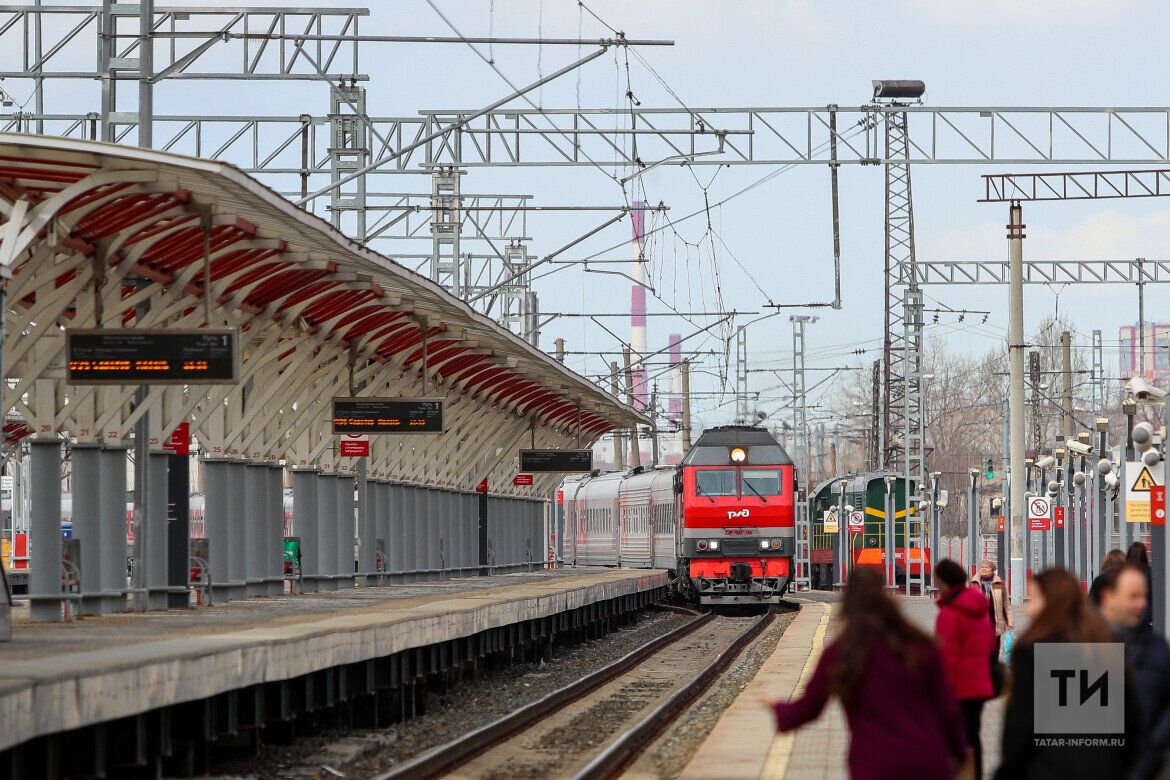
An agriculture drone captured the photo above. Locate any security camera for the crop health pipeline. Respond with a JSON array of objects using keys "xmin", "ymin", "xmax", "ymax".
[
  {"xmin": 1126, "ymin": 376, "xmax": 1168, "ymax": 402},
  {"xmin": 1097, "ymin": 459, "xmax": 1114, "ymax": 476},
  {"xmin": 1048, "ymin": 480, "xmax": 1060, "ymax": 494},
  {"xmin": 1143, "ymin": 449, "xmax": 1162, "ymax": 467},
  {"xmin": 1105, "ymin": 472, "xmax": 1120, "ymax": 487},
  {"xmin": 1035, "ymin": 455, "xmax": 1056, "ymax": 469},
  {"xmin": 1066, "ymin": 440, "xmax": 1093, "ymax": 456},
  {"xmin": 1134, "ymin": 422, "xmax": 1155, "ymax": 448},
  {"xmin": 1073, "ymin": 472, "xmax": 1087, "ymax": 487}
]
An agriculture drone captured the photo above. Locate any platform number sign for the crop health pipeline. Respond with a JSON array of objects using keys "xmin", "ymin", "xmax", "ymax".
[{"xmin": 1027, "ymin": 497, "xmax": 1052, "ymax": 531}]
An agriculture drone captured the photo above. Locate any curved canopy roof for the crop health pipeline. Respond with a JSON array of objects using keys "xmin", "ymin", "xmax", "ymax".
[{"xmin": 0, "ymin": 134, "xmax": 646, "ymax": 493}]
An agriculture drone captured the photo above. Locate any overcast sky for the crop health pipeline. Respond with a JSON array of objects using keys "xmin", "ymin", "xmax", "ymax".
[{"xmin": 8, "ymin": 0, "xmax": 1170, "ymax": 432}]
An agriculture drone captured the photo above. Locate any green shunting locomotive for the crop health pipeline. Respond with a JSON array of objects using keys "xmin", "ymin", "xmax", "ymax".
[{"xmin": 807, "ymin": 472, "xmax": 927, "ymax": 590}]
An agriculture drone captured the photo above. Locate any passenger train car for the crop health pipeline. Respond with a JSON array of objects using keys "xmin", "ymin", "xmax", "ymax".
[{"xmin": 565, "ymin": 425, "xmax": 796, "ymax": 605}]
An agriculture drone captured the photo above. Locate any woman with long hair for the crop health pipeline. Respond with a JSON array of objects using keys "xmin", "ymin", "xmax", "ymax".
[
  {"xmin": 769, "ymin": 568, "xmax": 967, "ymax": 779},
  {"xmin": 995, "ymin": 568, "xmax": 1137, "ymax": 779}
]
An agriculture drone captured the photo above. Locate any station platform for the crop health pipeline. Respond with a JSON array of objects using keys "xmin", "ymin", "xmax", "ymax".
[
  {"xmin": 0, "ymin": 567, "xmax": 668, "ymax": 773},
  {"xmin": 682, "ymin": 594, "xmax": 1023, "ymax": 779}
]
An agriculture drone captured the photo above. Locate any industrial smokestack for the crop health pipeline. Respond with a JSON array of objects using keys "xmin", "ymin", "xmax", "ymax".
[{"xmin": 630, "ymin": 200, "xmax": 648, "ymax": 411}]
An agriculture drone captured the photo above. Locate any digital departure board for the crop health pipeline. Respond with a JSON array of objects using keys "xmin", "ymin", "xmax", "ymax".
[
  {"xmin": 519, "ymin": 449, "xmax": 594, "ymax": 473},
  {"xmin": 66, "ymin": 328, "xmax": 239, "ymax": 385},
  {"xmin": 332, "ymin": 397, "xmax": 445, "ymax": 434}
]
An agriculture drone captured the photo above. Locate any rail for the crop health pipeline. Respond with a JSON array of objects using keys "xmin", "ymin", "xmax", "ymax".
[
  {"xmin": 372, "ymin": 606, "xmax": 711, "ymax": 780},
  {"xmin": 573, "ymin": 610, "xmax": 777, "ymax": 779}
]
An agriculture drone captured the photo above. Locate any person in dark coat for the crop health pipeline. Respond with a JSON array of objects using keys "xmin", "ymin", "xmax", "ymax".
[
  {"xmin": 936, "ymin": 559, "xmax": 997, "ymax": 779},
  {"xmin": 1099, "ymin": 564, "xmax": 1170, "ymax": 779},
  {"xmin": 1125, "ymin": 542, "xmax": 1154, "ymax": 628},
  {"xmin": 995, "ymin": 568, "xmax": 1140, "ymax": 780},
  {"xmin": 769, "ymin": 568, "xmax": 967, "ymax": 780}
]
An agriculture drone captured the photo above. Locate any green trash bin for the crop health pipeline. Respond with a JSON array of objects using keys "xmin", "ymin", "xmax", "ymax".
[{"xmin": 283, "ymin": 536, "xmax": 302, "ymax": 578}]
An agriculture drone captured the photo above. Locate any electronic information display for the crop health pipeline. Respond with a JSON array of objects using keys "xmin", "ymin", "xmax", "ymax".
[
  {"xmin": 332, "ymin": 397, "xmax": 445, "ymax": 434},
  {"xmin": 519, "ymin": 449, "xmax": 594, "ymax": 473},
  {"xmin": 66, "ymin": 328, "xmax": 239, "ymax": 385}
]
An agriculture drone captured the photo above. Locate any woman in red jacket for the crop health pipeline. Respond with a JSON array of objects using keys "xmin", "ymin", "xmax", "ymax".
[
  {"xmin": 768, "ymin": 568, "xmax": 967, "ymax": 779},
  {"xmin": 935, "ymin": 558, "xmax": 996, "ymax": 779}
]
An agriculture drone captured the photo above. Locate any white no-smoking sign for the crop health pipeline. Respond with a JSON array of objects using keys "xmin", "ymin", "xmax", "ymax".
[{"xmin": 1027, "ymin": 497, "xmax": 1051, "ymax": 531}]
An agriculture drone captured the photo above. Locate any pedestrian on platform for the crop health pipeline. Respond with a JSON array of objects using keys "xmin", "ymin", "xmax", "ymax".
[
  {"xmin": 971, "ymin": 559, "xmax": 1013, "ymax": 656},
  {"xmin": 1098, "ymin": 564, "xmax": 1170, "ymax": 779},
  {"xmin": 1090, "ymin": 549, "xmax": 1128, "ymax": 606},
  {"xmin": 768, "ymin": 568, "xmax": 968, "ymax": 779},
  {"xmin": 1125, "ymin": 542, "xmax": 1154, "ymax": 628},
  {"xmin": 936, "ymin": 559, "xmax": 997, "ymax": 780},
  {"xmin": 996, "ymin": 568, "xmax": 1138, "ymax": 780}
]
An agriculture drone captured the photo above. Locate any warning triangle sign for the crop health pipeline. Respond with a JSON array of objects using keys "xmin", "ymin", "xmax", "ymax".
[{"xmin": 1132, "ymin": 466, "xmax": 1158, "ymax": 492}]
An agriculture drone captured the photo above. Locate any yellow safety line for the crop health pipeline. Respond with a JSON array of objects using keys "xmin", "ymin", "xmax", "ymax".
[{"xmin": 759, "ymin": 602, "xmax": 833, "ymax": 779}]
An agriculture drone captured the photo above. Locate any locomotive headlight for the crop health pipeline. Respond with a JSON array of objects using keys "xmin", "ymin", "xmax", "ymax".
[
  {"xmin": 730, "ymin": 447, "xmax": 747, "ymax": 464},
  {"xmin": 697, "ymin": 540, "xmax": 709, "ymax": 551},
  {"xmin": 770, "ymin": 539, "xmax": 782, "ymax": 550},
  {"xmin": 708, "ymin": 539, "xmax": 720, "ymax": 551},
  {"xmin": 760, "ymin": 539, "xmax": 770, "ymax": 550}
]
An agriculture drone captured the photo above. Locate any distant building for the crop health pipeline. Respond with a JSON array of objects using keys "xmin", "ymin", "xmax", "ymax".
[{"xmin": 1119, "ymin": 323, "xmax": 1170, "ymax": 381}]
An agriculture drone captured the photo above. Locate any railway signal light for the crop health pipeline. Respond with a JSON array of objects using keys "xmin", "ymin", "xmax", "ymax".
[{"xmin": 984, "ymin": 458, "xmax": 995, "ymax": 480}]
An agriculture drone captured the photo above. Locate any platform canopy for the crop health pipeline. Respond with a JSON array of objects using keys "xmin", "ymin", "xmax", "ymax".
[{"xmin": 0, "ymin": 133, "xmax": 645, "ymax": 494}]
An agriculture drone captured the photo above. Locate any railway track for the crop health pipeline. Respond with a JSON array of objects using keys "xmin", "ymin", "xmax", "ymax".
[{"xmin": 374, "ymin": 606, "xmax": 777, "ymax": 780}]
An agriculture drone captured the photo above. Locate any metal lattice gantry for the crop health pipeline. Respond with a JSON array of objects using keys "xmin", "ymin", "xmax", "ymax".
[
  {"xmin": 982, "ymin": 169, "xmax": 1170, "ymax": 202},
  {"xmin": 901, "ymin": 258, "xmax": 1170, "ymax": 285}
]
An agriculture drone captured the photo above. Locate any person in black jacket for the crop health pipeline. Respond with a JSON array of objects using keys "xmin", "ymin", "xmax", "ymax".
[
  {"xmin": 995, "ymin": 568, "xmax": 1140, "ymax": 780},
  {"xmin": 1125, "ymin": 542, "xmax": 1154, "ymax": 628},
  {"xmin": 1099, "ymin": 564, "xmax": 1170, "ymax": 779}
]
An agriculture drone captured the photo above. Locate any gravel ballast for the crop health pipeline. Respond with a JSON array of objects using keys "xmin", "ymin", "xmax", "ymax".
[{"xmin": 202, "ymin": 607, "xmax": 695, "ymax": 780}]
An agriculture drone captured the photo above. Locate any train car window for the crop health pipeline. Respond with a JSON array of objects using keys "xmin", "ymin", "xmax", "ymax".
[
  {"xmin": 695, "ymin": 469, "xmax": 736, "ymax": 496},
  {"xmin": 742, "ymin": 469, "xmax": 783, "ymax": 496}
]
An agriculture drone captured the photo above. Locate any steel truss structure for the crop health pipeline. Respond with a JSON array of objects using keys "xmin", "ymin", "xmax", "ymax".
[
  {"xmin": 6, "ymin": 4, "xmax": 1170, "ymax": 499},
  {"xmin": 902, "ymin": 259, "xmax": 1170, "ymax": 285},
  {"xmin": 982, "ymin": 169, "xmax": 1170, "ymax": 202}
]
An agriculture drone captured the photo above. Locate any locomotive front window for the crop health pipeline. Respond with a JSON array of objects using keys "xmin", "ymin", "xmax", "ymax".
[
  {"xmin": 742, "ymin": 469, "xmax": 783, "ymax": 496},
  {"xmin": 695, "ymin": 469, "xmax": 736, "ymax": 496}
]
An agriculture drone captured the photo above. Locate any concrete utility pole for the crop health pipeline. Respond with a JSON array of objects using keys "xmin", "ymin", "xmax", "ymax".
[
  {"xmin": 610, "ymin": 361, "xmax": 624, "ymax": 471},
  {"xmin": 1062, "ymin": 332, "xmax": 1074, "ymax": 441},
  {"xmin": 1057, "ymin": 333, "xmax": 1074, "ymax": 567},
  {"xmin": 1008, "ymin": 202, "xmax": 1027, "ymax": 603},
  {"xmin": 623, "ymin": 347, "xmax": 642, "ymax": 468},
  {"xmin": 648, "ymin": 387, "xmax": 660, "ymax": 465},
  {"xmin": 681, "ymin": 360, "xmax": 692, "ymax": 454}
]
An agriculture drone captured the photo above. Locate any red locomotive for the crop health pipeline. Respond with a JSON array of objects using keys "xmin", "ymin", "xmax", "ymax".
[{"xmin": 564, "ymin": 425, "xmax": 795, "ymax": 605}]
